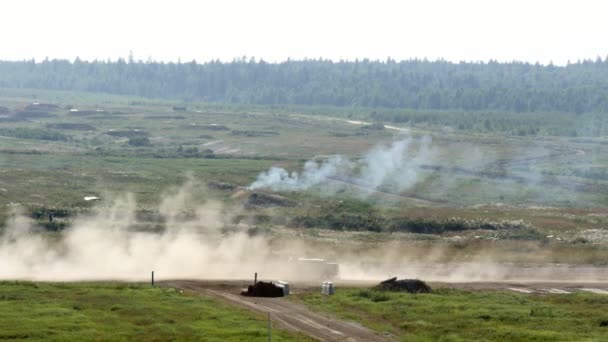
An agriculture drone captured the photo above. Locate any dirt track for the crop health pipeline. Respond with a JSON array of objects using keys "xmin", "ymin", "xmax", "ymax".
[
  {"xmin": 163, "ymin": 279, "xmax": 608, "ymax": 341},
  {"xmin": 164, "ymin": 280, "xmax": 389, "ymax": 342}
]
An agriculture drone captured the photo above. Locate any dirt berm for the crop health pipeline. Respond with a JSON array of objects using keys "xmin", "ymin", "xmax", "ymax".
[
  {"xmin": 241, "ymin": 281, "xmax": 284, "ymax": 297},
  {"xmin": 207, "ymin": 181, "xmax": 236, "ymax": 191},
  {"xmin": 245, "ymin": 192, "xmax": 296, "ymax": 208},
  {"xmin": 373, "ymin": 277, "xmax": 432, "ymax": 293}
]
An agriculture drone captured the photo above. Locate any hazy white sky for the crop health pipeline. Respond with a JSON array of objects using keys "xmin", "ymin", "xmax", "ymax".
[{"xmin": 1, "ymin": 0, "xmax": 606, "ymax": 65}]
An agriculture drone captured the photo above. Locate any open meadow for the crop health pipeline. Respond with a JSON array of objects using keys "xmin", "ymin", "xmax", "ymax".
[
  {"xmin": 2, "ymin": 87, "xmax": 608, "ymax": 340},
  {"xmin": 0, "ymin": 281, "xmax": 310, "ymax": 341},
  {"xmin": 2, "ymin": 0, "xmax": 608, "ymax": 339},
  {"xmin": 1, "ymin": 88, "xmax": 608, "ymax": 254},
  {"xmin": 291, "ymin": 286, "xmax": 608, "ymax": 341}
]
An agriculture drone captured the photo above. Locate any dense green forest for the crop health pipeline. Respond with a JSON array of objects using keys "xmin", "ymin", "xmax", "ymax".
[{"xmin": 1, "ymin": 57, "xmax": 607, "ymax": 114}]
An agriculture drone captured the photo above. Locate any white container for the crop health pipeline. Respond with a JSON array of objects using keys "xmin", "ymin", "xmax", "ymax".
[
  {"xmin": 322, "ymin": 281, "xmax": 335, "ymax": 295},
  {"xmin": 274, "ymin": 280, "xmax": 290, "ymax": 296}
]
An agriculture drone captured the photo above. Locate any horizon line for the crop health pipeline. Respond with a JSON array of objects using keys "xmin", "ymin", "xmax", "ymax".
[{"xmin": 1, "ymin": 55, "xmax": 608, "ymax": 67}]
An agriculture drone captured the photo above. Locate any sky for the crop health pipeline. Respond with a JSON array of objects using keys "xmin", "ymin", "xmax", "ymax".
[{"xmin": 0, "ymin": 0, "xmax": 606, "ymax": 65}]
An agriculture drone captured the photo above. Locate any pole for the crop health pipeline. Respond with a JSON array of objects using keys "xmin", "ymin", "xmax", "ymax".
[
  {"xmin": 267, "ymin": 312, "xmax": 271, "ymax": 342},
  {"xmin": 255, "ymin": 272, "xmax": 258, "ymax": 285},
  {"xmin": 151, "ymin": 271, "xmax": 155, "ymax": 287}
]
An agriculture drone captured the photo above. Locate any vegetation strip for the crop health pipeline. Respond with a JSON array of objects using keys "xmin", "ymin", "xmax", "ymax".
[
  {"xmin": 0, "ymin": 282, "xmax": 309, "ymax": 341},
  {"xmin": 292, "ymin": 287, "xmax": 608, "ymax": 341}
]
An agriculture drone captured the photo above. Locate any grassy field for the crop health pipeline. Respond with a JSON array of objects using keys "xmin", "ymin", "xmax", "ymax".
[
  {"xmin": 1, "ymin": 87, "xmax": 608, "ymax": 209},
  {"xmin": 2, "ymin": 87, "xmax": 608, "ymax": 263},
  {"xmin": 292, "ymin": 288, "xmax": 608, "ymax": 341},
  {"xmin": 1, "ymin": 85, "xmax": 608, "ymax": 341},
  {"xmin": 0, "ymin": 282, "xmax": 310, "ymax": 341},
  {"xmin": 0, "ymin": 153, "xmax": 272, "ymax": 207}
]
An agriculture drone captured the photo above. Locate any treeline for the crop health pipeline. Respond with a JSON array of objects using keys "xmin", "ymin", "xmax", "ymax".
[
  {"xmin": 290, "ymin": 213, "xmax": 533, "ymax": 236},
  {"xmin": 0, "ymin": 127, "xmax": 69, "ymax": 141},
  {"xmin": 1, "ymin": 57, "xmax": 608, "ymax": 113}
]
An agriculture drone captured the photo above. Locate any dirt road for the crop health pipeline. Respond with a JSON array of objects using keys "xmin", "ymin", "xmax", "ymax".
[
  {"xmin": 165, "ymin": 280, "xmax": 389, "ymax": 342},
  {"xmin": 164, "ymin": 279, "xmax": 608, "ymax": 341}
]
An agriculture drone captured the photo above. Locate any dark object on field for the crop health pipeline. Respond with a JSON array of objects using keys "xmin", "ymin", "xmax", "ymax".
[
  {"xmin": 207, "ymin": 181, "xmax": 236, "ymax": 191},
  {"xmin": 184, "ymin": 123, "xmax": 229, "ymax": 131},
  {"xmin": 48, "ymin": 214, "xmax": 53, "ymax": 223},
  {"xmin": 0, "ymin": 116, "xmax": 23, "ymax": 122},
  {"xmin": 15, "ymin": 110, "xmax": 53, "ymax": 118},
  {"xmin": 360, "ymin": 123, "xmax": 385, "ymax": 130},
  {"xmin": 46, "ymin": 123, "xmax": 96, "ymax": 131},
  {"xmin": 128, "ymin": 136, "xmax": 151, "ymax": 146},
  {"xmin": 245, "ymin": 192, "xmax": 296, "ymax": 208},
  {"xmin": 374, "ymin": 277, "xmax": 431, "ymax": 293},
  {"xmin": 106, "ymin": 129, "xmax": 148, "ymax": 138},
  {"xmin": 24, "ymin": 103, "xmax": 59, "ymax": 111},
  {"xmin": 145, "ymin": 115, "xmax": 186, "ymax": 120},
  {"xmin": 172, "ymin": 106, "xmax": 187, "ymax": 111},
  {"xmin": 241, "ymin": 281, "xmax": 284, "ymax": 297},
  {"xmin": 231, "ymin": 130, "xmax": 279, "ymax": 137}
]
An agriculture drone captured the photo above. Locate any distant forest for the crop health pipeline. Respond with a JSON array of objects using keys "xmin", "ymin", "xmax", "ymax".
[{"xmin": 1, "ymin": 57, "xmax": 607, "ymax": 114}]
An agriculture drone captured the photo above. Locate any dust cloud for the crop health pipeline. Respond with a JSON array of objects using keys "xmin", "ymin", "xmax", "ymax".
[
  {"xmin": 1, "ymin": 180, "xmax": 607, "ymax": 282},
  {"xmin": 1, "ymin": 184, "xmax": 607, "ymax": 283},
  {"xmin": 0, "ymin": 180, "xmax": 355, "ymax": 281},
  {"xmin": 0, "ymin": 183, "xmax": 271, "ymax": 281}
]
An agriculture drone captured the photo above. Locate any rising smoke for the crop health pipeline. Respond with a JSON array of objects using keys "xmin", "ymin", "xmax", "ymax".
[
  {"xmin": 249, "ymin": 135, "xmax": 436, "ymax": 194},
  {"xmin": 1, "ymin": 138, "xmax": 604, "ymax": 282}
]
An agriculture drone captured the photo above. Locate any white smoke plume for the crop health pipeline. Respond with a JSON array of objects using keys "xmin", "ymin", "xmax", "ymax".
[
  {"xmin": 249, "ymin": 135, "xmax": 436, "ymax": 193},
  {"xmin": 249, "ymin": 156, "xmax": 351, "ymax": 191}
]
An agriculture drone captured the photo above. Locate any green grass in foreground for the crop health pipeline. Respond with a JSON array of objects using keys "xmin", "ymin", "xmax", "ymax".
[
  {"xmin": 292, "ymin": 288, "xmax": 608, "ymax": 341},
  {"xmin": 0, "ymin": 282, "xmax": 309, "ymax": 342}
]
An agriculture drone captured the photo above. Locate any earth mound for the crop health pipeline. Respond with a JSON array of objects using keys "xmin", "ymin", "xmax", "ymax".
[
  {"xmin": 373, "ymin": 277, "xmax": 431, "ymax": 293},
  {"xmin": 241, "ymin": 281, "xmax": 285, "ymax": 297},
  {"xmin": 245, "ymin": 192, "xmax": 296, "ymax": 208}
]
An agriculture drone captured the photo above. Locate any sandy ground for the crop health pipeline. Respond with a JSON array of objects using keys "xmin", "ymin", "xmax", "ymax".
[{"xmin": 162, "ymin": 278, "xmax": 608, "ymax": 341}]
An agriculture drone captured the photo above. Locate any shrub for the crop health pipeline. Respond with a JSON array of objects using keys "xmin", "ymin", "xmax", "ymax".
[
  {"xmin": 0, "ymin": 127, "xmax": 69, "ymax": 141},
  {"xmin": 128, "ymin": 136, "xmax": 151, "ymax": 146},
  {"xmin": 106, "ymin": 130, "xmax": 148, "ymax": 138},
  {"xmin": 46, "ymin": 123, "xmax": 96, "ymax": 130}
]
